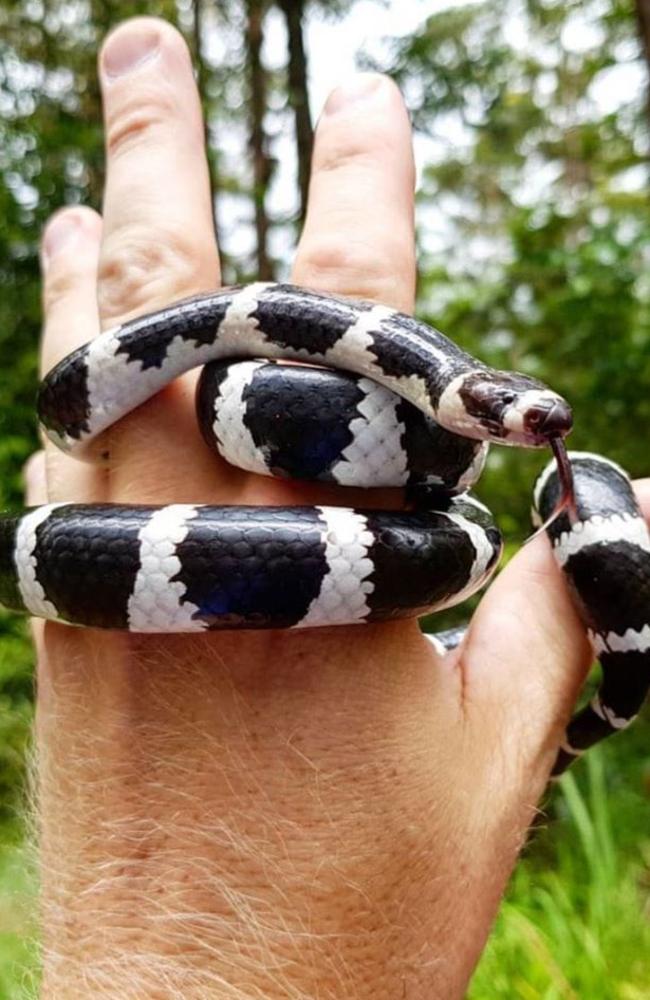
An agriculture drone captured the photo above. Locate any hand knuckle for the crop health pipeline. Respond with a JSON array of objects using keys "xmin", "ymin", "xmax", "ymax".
[
  {"xmin": 43, "ymin": 266, "xmax": 81, "ymax": 315},
  {"xmin": 105, "ymin": 88, "xmax": 178, "ymax": 160},
  {"xmin": 316, "ymin": 129, "xmax": 397, "ymax": 177},
  {"xmin": 98, "ymin": 227, "xmax": 204, "ymax": 321},
  {"xmin": 300, "ymin": 237, "xmax": 401, "ymax": 302},
  {"xmin": 301, "ymin": 237, "xmax": 370, "ymax": 277},
  {"xmin": 317, "ymin": 143, "xmax": 376, "ymax": 177}
]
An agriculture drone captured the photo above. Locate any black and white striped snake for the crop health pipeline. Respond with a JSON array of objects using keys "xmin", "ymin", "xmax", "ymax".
[{"xmin": 1, "ymin": 283, "xmax": 648, "ymax": 775}]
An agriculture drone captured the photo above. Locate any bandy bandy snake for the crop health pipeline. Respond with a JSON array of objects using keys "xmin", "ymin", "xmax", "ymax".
[{"xmin": 1, "ymin": 282, "xmax": 648, "ymax": 776}]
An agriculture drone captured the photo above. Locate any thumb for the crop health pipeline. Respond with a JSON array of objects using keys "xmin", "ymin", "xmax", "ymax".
[
  {"xmin": 458, "ymin": 524, "xmax": 592, "ymax": 782},
  {"xmin": 458, "ymin": 478, "xmax": 650, "ymax": 783}
]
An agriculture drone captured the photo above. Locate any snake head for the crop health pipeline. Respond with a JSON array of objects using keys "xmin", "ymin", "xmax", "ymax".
[
  {"xmin": 503, "ymin": 385, "xmax": 573, "ymax": 446},
  {"xmin": 439, "ymin": 369, "xmax": 573, "ymax": 446}
]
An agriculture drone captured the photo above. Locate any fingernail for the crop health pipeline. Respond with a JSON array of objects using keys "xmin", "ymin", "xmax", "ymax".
[
  {"xmin": 41, "ymin": 212, "xmax": 84, "ymax": 264},
  {"xmin": 102, "ymin": 22, "xmax": 160, "ymax": 79},
  {"xmin": 324, "ymin": 74, "xmax": 386, "ymax": 115}
]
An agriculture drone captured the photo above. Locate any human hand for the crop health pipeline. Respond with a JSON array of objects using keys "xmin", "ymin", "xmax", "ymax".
[{"xmin": 29, "ymin": 16, "xmax": 650, "ymax": 998}]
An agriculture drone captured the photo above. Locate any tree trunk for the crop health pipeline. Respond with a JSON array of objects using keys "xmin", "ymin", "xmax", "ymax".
[
  {"xmin": 277, "ymin": 0, "xmax": 313, "ymax": 223},
  {"xmin": 246, "ymin": 0, "xmax": 274, "ymax": 280},
  {"xmin": 192, "ymin": 0, "xmax": 222, "ymax": 254},
  {"xmin": 86, "ymin": 0, "xmax": 116, "ymax": 205},
  {"xmin": 635, "ymin": 0, "xmax": 650, "ymax": 125}
]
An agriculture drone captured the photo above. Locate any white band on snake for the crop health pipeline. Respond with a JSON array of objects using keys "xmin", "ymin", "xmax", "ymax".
[{"xmin": 0, "ymin": 283, "xmax": 647, "ymax": 776}]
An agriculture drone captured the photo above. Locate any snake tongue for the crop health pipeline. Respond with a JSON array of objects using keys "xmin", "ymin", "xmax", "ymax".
[
  {"xmin": 525, "ymin": 438, "xmax": 577, "ymax": 545},
  {"xmin": 550, "ymin": 436, "xmax": 577, "ymax": 523}
]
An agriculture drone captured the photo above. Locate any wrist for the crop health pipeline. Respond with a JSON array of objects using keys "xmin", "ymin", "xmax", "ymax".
[{"xmin": 37, "ymin": 621, "xmax": 518, "ymax": 998}]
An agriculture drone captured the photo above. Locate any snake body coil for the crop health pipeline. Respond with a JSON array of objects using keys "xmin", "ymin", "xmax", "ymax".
[
  {"xmin": 0, "ymin": 283, "xmax": 648, "ymax": 773},
  {"xmin": 536, "ymin": 453, "xmax": 650, "ymax": 774}
]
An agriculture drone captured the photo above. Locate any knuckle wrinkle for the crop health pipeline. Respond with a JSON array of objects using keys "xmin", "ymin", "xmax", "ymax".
[
  {"xmin": 98, "ymin": 230, "xmax": 204, "ymax": 322},
  {"xmin": 105, "ymin": 88, "xmax": 177, "ymax": 159}
]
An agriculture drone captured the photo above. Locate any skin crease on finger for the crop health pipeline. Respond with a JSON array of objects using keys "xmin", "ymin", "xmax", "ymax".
[{"xmin": 30, "ymin": 16, "xmax": 647, "ymax": 1000}]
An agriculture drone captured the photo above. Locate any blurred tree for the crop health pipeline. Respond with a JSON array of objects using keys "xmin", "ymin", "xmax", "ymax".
[
  {"xmin": 276, "ymin": 0, "xmax": 313, "ymax": 221},
  {"xmin": 636, "ymin": 0, "xmax": 650, "ymax": 98},
  {"xmin": 274, "ymin": 0, "xmax": 364, "ymax": 223},
  {"xmin": 245, "ymin": 0, "xmax": 275, "ymax": 278},
  {"xmin": 384, "ymin": 0, "xmax": 650, "ymax": 534},
  {"xmin": 192, "ymin": 0, "xmax": 222, "ymax": 248}
]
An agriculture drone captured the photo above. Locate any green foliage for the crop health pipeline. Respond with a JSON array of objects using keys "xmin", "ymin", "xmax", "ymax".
[
  {"xmin": 0, "ymin": 818, "xmax": 38, "ymax": 1000},
  {"xmin": 387, "ymin": 0, "xmax": 650, "ymax": 535},
  {"xmin": 0, "ymin": 615, "xmax": 33, "ymax": 828},
  {"xmin": 470, "ymin": 746, "xmax": 650, "ymax": 998}
]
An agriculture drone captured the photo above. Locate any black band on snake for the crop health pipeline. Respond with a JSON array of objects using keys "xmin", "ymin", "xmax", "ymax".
[{"xmin": 0, "ymin": 283, "xmax": 647, "ymax": 777}]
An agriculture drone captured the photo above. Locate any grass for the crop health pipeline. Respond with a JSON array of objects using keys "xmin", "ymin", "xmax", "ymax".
[
  {"xmin": 469, "ymin": 744, "xmax": 650, "ymax": 999},
  {"xmin": 0, "ymin": 819, "xmax": 38, "ymax": 1000}
]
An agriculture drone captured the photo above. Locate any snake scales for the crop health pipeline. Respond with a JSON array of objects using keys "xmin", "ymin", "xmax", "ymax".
[{"xmin": 1, "ymin": 282, "xmax": 648, "ymax": 775}]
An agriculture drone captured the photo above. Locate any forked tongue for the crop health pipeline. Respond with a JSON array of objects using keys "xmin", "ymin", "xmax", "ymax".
[{"xmin": 526, "ymin": 437, "xmax": 577, "ymax": 544}]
